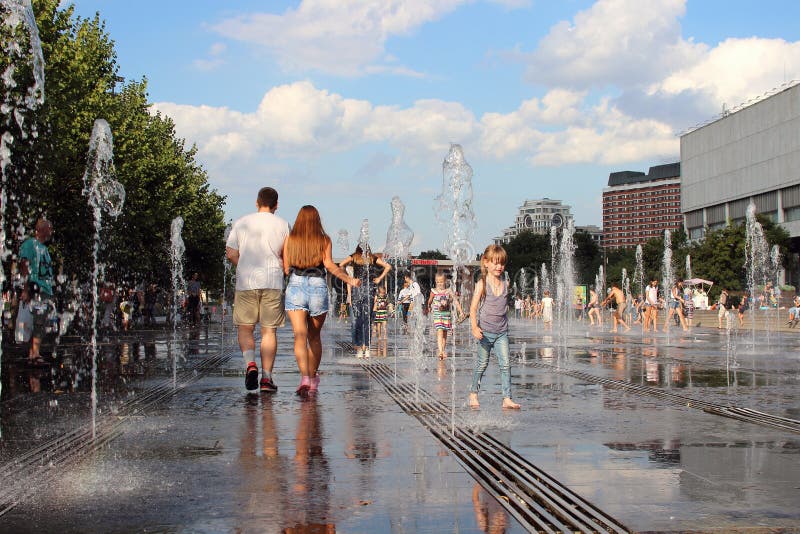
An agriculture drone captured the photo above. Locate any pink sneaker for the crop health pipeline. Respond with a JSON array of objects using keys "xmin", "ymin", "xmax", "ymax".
[
  {"xmin": 309, "ymin": 373, "xmax": 320, "ymax": 392},
  {"xmin": 296, "ymin": 375, "xmax": 311, "ymax": 396}
]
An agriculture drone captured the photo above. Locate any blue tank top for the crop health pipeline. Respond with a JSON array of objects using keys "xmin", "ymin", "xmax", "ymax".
[{"xmin": 478, "ymin": 279, "xmax": 508, "ymax": 333}]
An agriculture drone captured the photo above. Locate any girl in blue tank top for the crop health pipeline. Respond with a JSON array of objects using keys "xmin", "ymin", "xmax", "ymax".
[{"xmin": 468, "ymin": 245, "xmax": 520, "ymax": 410}]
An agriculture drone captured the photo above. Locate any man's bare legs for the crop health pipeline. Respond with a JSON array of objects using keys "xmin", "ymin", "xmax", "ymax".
[
  {"xmin": 238, "ymin": 324, "xmax": 256, "ymax": 362},
  {"xmin": 260, "ymin": 325, "xmax": 277, "ymax": 374},
  {"xmin": 237, "ymin": 323, "xmax": 277, "ymax": 371}
]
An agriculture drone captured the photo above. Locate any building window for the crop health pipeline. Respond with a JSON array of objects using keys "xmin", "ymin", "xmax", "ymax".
[{"xmin": 785, "ymin": 206, "xmax": 800, "ymax": 222}]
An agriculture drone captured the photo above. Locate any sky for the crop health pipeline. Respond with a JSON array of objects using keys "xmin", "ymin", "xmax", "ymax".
[{"xmin": 64, "ymin": 0, "xmax": 800, "ymax": 255}]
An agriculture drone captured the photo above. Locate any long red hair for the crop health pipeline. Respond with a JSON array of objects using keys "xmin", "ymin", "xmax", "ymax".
[{"xmin": 285, "ymin": 205, "xmax": 329, "ymax": 269}]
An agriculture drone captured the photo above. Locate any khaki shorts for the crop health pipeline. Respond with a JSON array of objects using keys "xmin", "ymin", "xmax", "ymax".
[{"xmin": 233, "ymin": 289, "xmax": 285, "ymax": 328}]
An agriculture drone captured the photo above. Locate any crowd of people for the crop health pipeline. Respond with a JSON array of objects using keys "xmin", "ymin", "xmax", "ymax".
[
  {"xmin": 2, "ymin": 214, "xmax": 210, "ymax": 370},
  {"xmin": 7, "ymin": 187, "xmax": 797, "ymax": 408}
]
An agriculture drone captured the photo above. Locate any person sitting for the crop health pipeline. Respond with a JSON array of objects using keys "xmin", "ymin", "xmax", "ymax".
[{"xmin": 786, "ymin": 295, "xmax": 800, "ymax": 328}]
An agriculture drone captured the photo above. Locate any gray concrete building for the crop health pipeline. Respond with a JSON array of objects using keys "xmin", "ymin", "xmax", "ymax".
[{"xmin": 680, "ymin": 80, "xmax": 800, "ymax": 284}]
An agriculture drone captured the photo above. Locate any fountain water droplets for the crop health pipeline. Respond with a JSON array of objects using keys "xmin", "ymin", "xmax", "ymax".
[
  {"xmin": 383, "ymin": 196, "xmax": 414, "ymax": 382},
  {"xmin": 357, "ymin": 219, "xmax": 370, "ymax": 250},
  {"xmin": 2, "ymin": 0, "xmax": 45, "ymax": 125},
  {"xmin": 633, "ymin": 245, "xmax": 644, "ymax": 316},
  {"xmin": 1, "ymin": 0, "xmax": 46, "ymax": 401},
  {"xmin": 595, "ymin": 264, "xmax": 605, "ymax": 305},
  {"xmin": 622, "ymin": 268, "xmax": 632, "ymax": 317},
  {"xmin": 513, "ymin": 267, "xmax": 530, "ymax": 299},
  {"xmin": 170, "ymin": 216, "xmax": 186, "ymax": 387},
  {"xmin": 685, "ymin": 255, "xmax": 692, "ymax": 281},
  {"xmin": 435, "ymin": 144, "xmax": 476, "ymax": 268},
  {"xmin": 554, "ymin": 220, "xmax": 576, "ymax": 331},
  {"xmin": 745, "ymin": 203, "xmax": 769, "ymax": 348},
  {"xmin": 661, "ymin": 229, "xmax": 674, "ymax": 304},
  {"xmin": 435, "ymin": 144, "xmax": 477, "ymax": 431},
  {"xmin": 81, "ymin": 118, "xmax": 124, "ymax": 437},
  {"xmin": 384, "ymin": 196, "xmax": 413, "ymax": 261},
  {"xmin": 336, "ymin": 229, "xmax": 349, "ymax": 257},
  {"xmin": 541, "ymin": 263, "xmax": 550, "ymax": 295}
]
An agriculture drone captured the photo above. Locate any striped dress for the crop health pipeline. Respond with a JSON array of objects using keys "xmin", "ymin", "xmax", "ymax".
[
  {"xmin": 431, "ymin": 289, "xmax": 453, "ymax": 330},
  {"xmin": 374, "ymin": 295, "xmax": 388, "ymax": 323}
]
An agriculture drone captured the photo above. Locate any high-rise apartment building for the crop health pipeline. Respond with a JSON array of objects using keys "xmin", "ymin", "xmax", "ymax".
[
  {"xmin": 602, "ymin": 163, "xmax": 682, "ymax": 249},
  {"xmin": 494, "ymin": 198, "xmax": 573, "ymax": 245}
]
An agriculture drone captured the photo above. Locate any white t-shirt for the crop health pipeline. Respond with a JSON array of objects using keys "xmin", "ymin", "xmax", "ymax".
[
  {"xmin": 226, "ymin": 211, "xmax": 290, "ymax": 291},
  {"xmin": 409, "ymin": 281, "xmax": 422, "ymax": 302},
  {"xmin": 646, "ymin": 285, "xmax": 659, "ymax": 305},
  {"xmin": 398, "ymin": 287, "xmax": 412, "ymax": 303}
]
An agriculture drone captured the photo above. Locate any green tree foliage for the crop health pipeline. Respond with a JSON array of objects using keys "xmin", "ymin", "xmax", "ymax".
[
  {"xmin": 1, "ymin": 1, "xmax": 226, "ymax": 297},
  {"xmin": 504, "ymin": 230, "xmax": 551, "ymax": 281},
  {"xmin": 417, "ymin": 249, "xmax": 448, "ymax": 260},
  {"xmin": 687, "ymin": 216, "xmax": 790, "ymax": 300},
  {"xmin": 573, "ymin": 230, "xmax": 601, "ymax": 287}
]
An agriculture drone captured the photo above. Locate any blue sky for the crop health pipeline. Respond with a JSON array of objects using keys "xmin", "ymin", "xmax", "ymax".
[{"xmin": 65, "ymin": 0, "xmax": 800, "ymax": 255}]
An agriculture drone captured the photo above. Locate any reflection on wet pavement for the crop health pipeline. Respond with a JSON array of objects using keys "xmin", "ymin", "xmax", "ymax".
[{"xmin": 0, "ymin": 317, "xmax": 798, "ymax": 531}]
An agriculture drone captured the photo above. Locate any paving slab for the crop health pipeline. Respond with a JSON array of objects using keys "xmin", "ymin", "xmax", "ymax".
[{"xmin": 0, "ymin": 316, "xmax": 798, "ymax": 532}]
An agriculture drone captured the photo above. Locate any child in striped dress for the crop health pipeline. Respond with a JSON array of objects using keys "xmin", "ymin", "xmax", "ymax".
[
  {"xmin": 372, "ymin": 285, "xmax": 389, "ymax": 354},
  {"xmin": 428, "ymin": 273, "xmax": 463, "ymax": 360}
]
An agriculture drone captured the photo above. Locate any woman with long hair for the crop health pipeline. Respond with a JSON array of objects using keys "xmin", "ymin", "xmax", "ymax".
[
  {"xmin": 283, "ymin": 206, "xmax": 360, "ymax": 396},
  {"xmin": 339, "ymin": 245, "xmax": 391, "ymax": 358}
]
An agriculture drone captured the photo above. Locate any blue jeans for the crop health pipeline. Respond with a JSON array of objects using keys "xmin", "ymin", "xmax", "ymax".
[
  {"xmin": 351, "ymin": 286, "xmax": 370, "ymax": 346},
  {"xmin": 471, "ymin": 331, "xmax": 512, "ymax": 399}
]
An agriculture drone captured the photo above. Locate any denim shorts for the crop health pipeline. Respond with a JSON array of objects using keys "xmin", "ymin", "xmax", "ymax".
[{"xmin": 285, "ymin": 273, "xmax": 329, "ymax": 317}]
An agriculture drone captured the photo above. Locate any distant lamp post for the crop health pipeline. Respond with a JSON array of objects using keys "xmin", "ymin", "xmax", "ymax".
[{"xmin": 111, "ymin": 75, "xmax": 125, "ymax": 94}]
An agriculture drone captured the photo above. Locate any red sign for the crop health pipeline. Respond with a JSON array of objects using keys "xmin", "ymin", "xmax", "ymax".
[{"xmin": 411, "ymin": 259, "xmax": 439, "ymax": 265}]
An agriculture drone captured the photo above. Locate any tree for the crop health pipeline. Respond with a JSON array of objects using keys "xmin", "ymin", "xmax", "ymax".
[
  {"xmin": 504, "ymin": 231, "xmax": 550, "ymax": 274},
  {"xmin": 573, "ymin": 230, "xmax": 601, "ymax": 286},
  {"xmin": 417, "ymin": 249, "xmax": 448, "ymax": 260},
  {"xmin": 1, "ymin": 1, "xmax": 226, "ymax": 305}
]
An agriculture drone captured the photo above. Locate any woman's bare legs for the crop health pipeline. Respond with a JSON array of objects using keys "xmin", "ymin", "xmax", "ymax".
[
  {"xmin": 307, "ymin": 313, "xmax": 327, "ymax": 377},
  {"xmin": 287, "ymin": 310, "xmax": 311, "ymax": 377}
]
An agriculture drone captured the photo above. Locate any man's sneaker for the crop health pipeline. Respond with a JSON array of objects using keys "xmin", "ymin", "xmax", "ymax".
[
  {"xmin": 260, "ymin": 377, "xmax": 278, "ymax": 393},
  {"xmin": 364, "ymin": 348, "xmax": 371, "ymax": 359},
  {"xmin": 245, "ymin": 363, "xmax": 259, "ymax": 390},
  {"xmin": 355, "ymin": 348, "xmax": 364, "ymax": 358}
]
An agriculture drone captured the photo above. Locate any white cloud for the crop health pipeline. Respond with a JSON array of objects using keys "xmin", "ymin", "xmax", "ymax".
[
  {"xmin": 153, "ymin": 81, "xmax": 478, "ymax": 173},
  {"xmin": 210, "ymin": 0, "xmax": 470, "ymax": 76},
  {"xmin": 524, "ymin": 0, "xmax": 702, "ymax": 89},
  {"xmin": 514, "ymin": 0, "xmax": 800, "ymax": 139},
  {"xmin": 654, "ymin": 37, "xmax": 800, "ymax": 109},
  {"xmin": 154, "ymin": 80, "xmax": 678, "ymax": 191},
  {"xmin": 479, "ymin": 91, "xmax": 678, "ymax": 165},
  {"xmin": 531, "ymin": 102, "xmax": 678, "ymax": 166},
  {"xmin": 192, "ymin": 42, "xmax": 228, "ymax": 71}
]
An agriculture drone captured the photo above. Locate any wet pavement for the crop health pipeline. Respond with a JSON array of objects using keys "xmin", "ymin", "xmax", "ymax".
[{"xmin": 0, "ymin": 315, "xmax": 798, "ymax": 533}]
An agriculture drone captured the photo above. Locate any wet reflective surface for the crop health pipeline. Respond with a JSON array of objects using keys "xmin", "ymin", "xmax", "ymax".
[{"xmin": 0, "ymin": 315, "xmax": 798, "ymax": 532}]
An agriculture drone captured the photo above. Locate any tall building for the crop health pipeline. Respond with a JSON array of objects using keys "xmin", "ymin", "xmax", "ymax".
[
  {"xmin": 602, "ymin": 163, "xmax": 682, "ymax": 249},
  {"xmin": 494, "ymin": 198, "xmax": 573, "ymax": 245},
  {"xmin": 680, "ymin": 80, "xmax": 800, "ymax": 284}
]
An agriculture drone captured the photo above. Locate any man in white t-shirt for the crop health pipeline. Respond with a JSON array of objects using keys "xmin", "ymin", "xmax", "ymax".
[{"xmin": 226, "ymin": 187, "xmax": 290, "ymax": 392}]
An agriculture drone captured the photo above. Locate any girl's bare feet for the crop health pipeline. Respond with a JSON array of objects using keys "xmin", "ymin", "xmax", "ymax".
[
  {"xmin": 502, "ymin": 398, "xmax": 521, "ymax": 409},
  {"xmin": 468, "ymin": 392, "xmax": 480, "ymax": 408}
]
